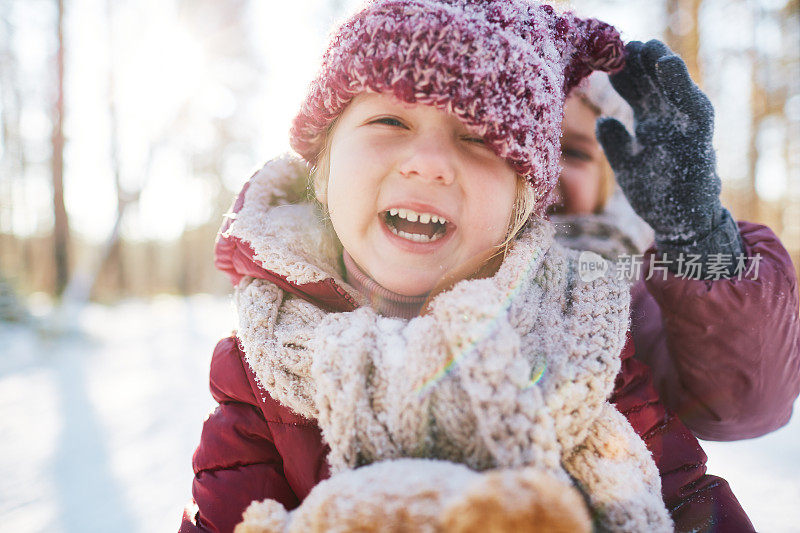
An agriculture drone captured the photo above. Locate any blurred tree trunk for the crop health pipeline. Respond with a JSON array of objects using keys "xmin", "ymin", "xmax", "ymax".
[
  {"xmin": 0, "ymin": 5, "xmax": 18, "ymax": 264},
  {"xmin": 664, "ymin": 0, "xmax": 703, "ymax": 86},
  {"xmin": 106, "ymin": 0, "xmax": 127, "ymax": 296},
  {"xmin": 747, "ymin": 43, "xmax": 765, "ymax": 223},
  {"xmin": 784, "ymin": 0, "xmax": 800, "ymax": 272},
  {"xmin": 52, "ymin": 0, "xmax": 70, "ymax": 297},
  {"xmin": 775, "ymin": 0, "xmax": 798, "ymax": 273},
  {"xmin": 1, "ymin": 4, "xmax": 35, "ymax": 293},
  {"xmin": 745, "ymin": 1, "xmax": 794, "ymax": 225}
]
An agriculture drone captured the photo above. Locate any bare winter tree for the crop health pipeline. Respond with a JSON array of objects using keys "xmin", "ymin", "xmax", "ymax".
[
  {"xmin": 52, "ymin": 0, "xmax": 70, "ymax": 297},
  {"xmin": 0, "ymin": 3, "xmax": 24, "ymax": 244},
  {"xmin": 664, "ymin": 0, "xmax": 703, "ymax": 85},
  {"xmin": 746, "ymin": 0, "xmax": 800, "ymax": 262}
]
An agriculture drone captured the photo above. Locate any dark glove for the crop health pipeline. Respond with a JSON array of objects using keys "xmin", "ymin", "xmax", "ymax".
[{"xmin": 596, "ymin": 39, "xmax": 744, "ymax": 279}]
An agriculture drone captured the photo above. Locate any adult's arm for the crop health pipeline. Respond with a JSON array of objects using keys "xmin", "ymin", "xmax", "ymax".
[
  {"xmin": 631, "ymin": 221, "xmax": 800, "ymax": 441},
  {"xmin": 596, "ymin": 39, "xmax": 800, "ymax": 439}
]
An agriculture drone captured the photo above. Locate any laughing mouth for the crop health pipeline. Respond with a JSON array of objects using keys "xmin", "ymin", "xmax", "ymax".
[{"xmin": 382, "ymin": 207, "xmax": 450, "ymax": 243}]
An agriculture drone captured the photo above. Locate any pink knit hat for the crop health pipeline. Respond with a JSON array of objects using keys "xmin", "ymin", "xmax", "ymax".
[{"xmin": 289, "ymin": 0, "xmax": 625, "ymax": 210}]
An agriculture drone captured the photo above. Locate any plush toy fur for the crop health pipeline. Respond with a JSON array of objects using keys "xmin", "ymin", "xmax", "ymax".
[{"xmin": 234, "ymin": 459, "xmax": 591, "ymax": 533}]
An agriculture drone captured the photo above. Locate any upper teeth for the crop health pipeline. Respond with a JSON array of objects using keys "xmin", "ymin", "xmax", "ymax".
[{"xmin": 389, "ymin": 208, "xmax": 447, "ymax": 224}]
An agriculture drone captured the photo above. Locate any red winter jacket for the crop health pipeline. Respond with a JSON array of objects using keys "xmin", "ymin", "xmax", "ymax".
[
  {"xmin": 179, "ymin": 179, "xmax": 757, "ymax": 532},
  {"xmin": 631, "ymin": 221, "xmax": 800, "ymax": 441}
]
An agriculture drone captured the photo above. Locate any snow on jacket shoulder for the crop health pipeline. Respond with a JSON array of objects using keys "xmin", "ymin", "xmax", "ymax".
[{"xmin": 632, "ymin": 221, "xmax": 800, "ymax": 441}]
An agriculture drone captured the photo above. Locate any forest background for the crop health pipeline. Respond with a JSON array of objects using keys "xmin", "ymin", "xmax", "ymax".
[
  {"xmin": 1, "ymin": 0, "xmax": 797, "ymax": 303},
  {"xmin": 0, "ymin": 1, "xmax": 798, "ymax": 532}
]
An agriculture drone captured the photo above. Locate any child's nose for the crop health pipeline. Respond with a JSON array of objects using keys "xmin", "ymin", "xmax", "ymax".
[{"xmin": 397, "ymin": 133, "xmax": 457, "ymax": 185}]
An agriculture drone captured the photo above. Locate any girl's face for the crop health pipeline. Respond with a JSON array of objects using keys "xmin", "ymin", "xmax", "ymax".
[
  {"xmin": 322, "ymin": 92, "xmax": 518, "ymax": 296},
  {"xmin": 557, "ymin": 95, "xmax": 605, "ymax": 215}
]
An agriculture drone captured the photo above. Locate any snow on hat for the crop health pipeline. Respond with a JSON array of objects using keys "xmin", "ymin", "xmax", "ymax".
[{"xmin": 289, "ymin": 0, "xmax": 625, "ymax": 211}]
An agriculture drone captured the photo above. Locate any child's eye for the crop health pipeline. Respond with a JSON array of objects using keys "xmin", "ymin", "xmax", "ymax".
[
  {"xmin": 561, "ymin": 148, "xmax": 591, "ymax": 162},
  {"xmin": 462, "ymin": 136, "xmax": 486, "ymax": 145},
  {"xmin": 370, "ymin": 117, "xmax": 406, "ymax": 128}
]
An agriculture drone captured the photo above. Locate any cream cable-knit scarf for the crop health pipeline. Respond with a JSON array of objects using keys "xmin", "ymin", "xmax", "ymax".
[
  {"xmin": 228, "ymin": 155, "xmax": 673, "ymax": 532},
  {"xmin": 551, "ymin": 213, "xmax": 643, "ymax": 262}
]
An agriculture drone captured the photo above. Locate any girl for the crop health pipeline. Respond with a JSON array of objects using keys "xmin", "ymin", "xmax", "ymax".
[
  {"xmin": 553, "ymin": 67, "xmax": 800, "ymax": 441},
  {"xmin": 181, "ymin": 1, "xmax": 753, "ymax": 531}
]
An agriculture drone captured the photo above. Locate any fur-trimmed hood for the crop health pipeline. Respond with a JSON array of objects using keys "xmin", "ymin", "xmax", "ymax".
[{"xmin": 214, "ymin": 154, "xmax": 363, "ymax": 312}]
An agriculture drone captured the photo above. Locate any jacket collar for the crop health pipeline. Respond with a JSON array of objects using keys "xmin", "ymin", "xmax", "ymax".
[{"xmin": 214, "ymin": 154, "xmax": 362, "ymax": 312}]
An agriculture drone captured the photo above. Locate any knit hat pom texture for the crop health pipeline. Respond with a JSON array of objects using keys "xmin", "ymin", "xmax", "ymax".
[{"xmin": 290, "ymin": 0, "xmax": 625, "ymax": 212}]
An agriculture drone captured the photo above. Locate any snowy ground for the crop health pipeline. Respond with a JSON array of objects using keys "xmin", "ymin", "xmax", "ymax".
[{"xmin": 0, "ymin": 295, "xmax": 798, "ymax": 532}]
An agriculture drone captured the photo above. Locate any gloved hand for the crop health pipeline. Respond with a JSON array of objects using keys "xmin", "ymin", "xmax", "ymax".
[{"xmin": 596, "ymin": 39, "xmax": 744, "ymax": 279}]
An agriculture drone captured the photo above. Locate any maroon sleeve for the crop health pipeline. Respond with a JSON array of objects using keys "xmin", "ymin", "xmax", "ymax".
[
  {"xmin": 179, "ymin": 337, "xmax": 300, "ymax": 533},
  {"xmin": 632, "ymin": 220, "xmax": 800, "ymax": 441},
  {"xmin": 611, "ymin": 334, "xmax": 755, "ymax": 532}
]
